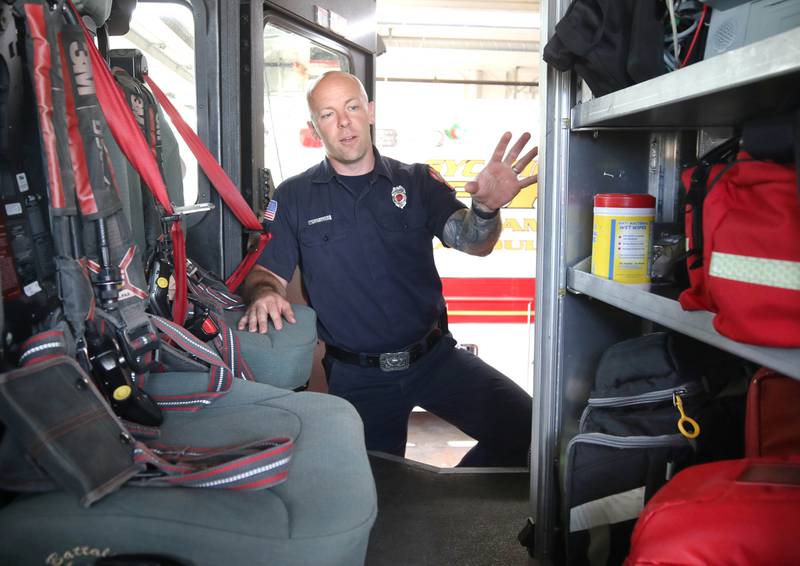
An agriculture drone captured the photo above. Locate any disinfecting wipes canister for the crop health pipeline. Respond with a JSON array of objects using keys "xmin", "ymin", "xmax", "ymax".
[{"xmin": 591, "ymin": 194, "xmax": 656, "ymax": 286}]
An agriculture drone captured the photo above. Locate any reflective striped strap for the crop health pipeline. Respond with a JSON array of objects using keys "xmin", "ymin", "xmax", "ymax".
[
  {"xmin": 180, "ymin": 286, "xmax": 254, "ymax": 381},
  {"xmin": 188, "ymin": 278, "xmax": 243, "ymax": 309},
  {"xmin": 148, "ymin": 315, "xmax": 233, "ymax": 410},
  {"xmin": 18, "ymin": 330, "xmax": 69, "ymax": 367},
  {"xmin": 132, "ymin": 436, "xmax": 293, "ymax": 490},
  {"xmin": 209, "ymin": 310, "xmax": 256, "ymax": 381}
]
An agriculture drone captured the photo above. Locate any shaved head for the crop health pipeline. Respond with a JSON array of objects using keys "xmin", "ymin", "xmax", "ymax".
[
  {"xmin": 306, "ymin": 71, "xmax": 369, "ymax": 122},
  {"xmin": 304, "ymin": 71, "xmax": 376, "ymax": 175}
]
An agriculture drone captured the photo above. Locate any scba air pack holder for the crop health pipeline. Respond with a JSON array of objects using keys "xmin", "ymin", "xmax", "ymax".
[
  {"xmin": 0, "ymin": 0, "xmax": 294, "ymax": 506},
  {"xmin": 16, "ymin": 0, "xmax": 163, "ymax": 425}
]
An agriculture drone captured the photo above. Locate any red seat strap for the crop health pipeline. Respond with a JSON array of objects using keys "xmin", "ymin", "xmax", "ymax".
[{"xmin": 144, "ymin": 75, "xmax": 270, "ymax": 291}]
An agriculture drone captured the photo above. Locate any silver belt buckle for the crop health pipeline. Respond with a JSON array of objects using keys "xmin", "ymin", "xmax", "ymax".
[{"xmin": 379, "ymin": 351, "xmax": 410, "ymax": 372}]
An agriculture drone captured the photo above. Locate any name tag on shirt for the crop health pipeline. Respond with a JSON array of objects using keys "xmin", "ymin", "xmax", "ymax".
[{"xmin": 308, "ymin": 214, "xmax": 333, "ymax": 226}]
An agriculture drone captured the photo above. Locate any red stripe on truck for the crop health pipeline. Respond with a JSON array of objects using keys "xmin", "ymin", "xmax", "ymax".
[{"xmin": 442, "ymin": 277, "xmax": 536, "ymax": 323}]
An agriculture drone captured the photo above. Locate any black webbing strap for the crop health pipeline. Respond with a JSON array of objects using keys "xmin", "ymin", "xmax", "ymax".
[
  {"xmin": 685, "ymin": 136, "xmax": 741, "ymax": 270},
  {"xmin": 21, "ymin": 0, "xmax": 93, "ymax": 342},
  {"xmin": 148, "ymin": 315, "xmax": 233, "ymax": 405}
]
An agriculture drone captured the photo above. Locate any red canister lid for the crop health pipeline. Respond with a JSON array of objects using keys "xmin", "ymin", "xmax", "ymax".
[{"xmin": 594, "ymin": 193, "xmax": 656, "ymax": 208}]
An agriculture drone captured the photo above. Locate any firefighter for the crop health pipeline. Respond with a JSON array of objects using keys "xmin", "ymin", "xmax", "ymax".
[{"xmin": 239, "ymin": 71, "xmax": 536, "ymax": 466}]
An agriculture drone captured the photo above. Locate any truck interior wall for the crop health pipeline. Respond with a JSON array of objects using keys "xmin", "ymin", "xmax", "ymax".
[
  {"xmin": 564, "ymin": 130, "xmax": 651, "ymax": 268},
  {"xmin": 183, "ymin": 0, "xmax": 226, "ymax": 274}
]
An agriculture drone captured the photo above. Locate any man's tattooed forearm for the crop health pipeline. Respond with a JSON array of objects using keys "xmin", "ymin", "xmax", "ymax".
[{"xmin": 442, "ymin": 208, "xmax": 502, "ymax": 256}]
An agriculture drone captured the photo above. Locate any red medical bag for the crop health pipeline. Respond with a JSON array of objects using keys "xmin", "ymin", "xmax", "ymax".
[
  {"xmin": 678, "ymin": 153, "xmax": 800, "ymax": 347},
  {"xmin": 746, "ymin": 368, "xmax": 800, "ymax": 458},
  {"xmin": 625, "ymin": 457, "xmax": 800, "ymax": 566}
]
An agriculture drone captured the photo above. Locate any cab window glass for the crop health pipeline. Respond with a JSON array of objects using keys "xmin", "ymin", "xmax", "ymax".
[
  {"xmin": 113, "ymin": 2, "xmax": 199, "ymax": 205},
  {"xmin": 263, "ymin": 22, "xmax": 350, "ymax": 184}
]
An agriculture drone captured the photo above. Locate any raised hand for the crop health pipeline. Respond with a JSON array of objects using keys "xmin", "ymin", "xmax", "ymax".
[{"xmin": 465, "ymin": 132, "xmax": 538, "ymax": 212}]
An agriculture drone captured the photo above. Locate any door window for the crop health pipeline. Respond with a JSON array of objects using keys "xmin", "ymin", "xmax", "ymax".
[
  {"xmin": 263, "ymin": 22, "xmax": 350, "ymax": 184},
  {"xmin": 113, "ymin": 2, "xmax": 199, "ymax": 205}
]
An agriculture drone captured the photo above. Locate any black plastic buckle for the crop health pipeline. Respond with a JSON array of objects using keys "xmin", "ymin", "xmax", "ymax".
[{"xmin": 117, "ymin": 324, "xmax": 160, "ymax": 373}]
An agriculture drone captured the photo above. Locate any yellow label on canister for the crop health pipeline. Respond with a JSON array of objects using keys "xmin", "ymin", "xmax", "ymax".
[
  {"xmin": 156, "ymin": 277, "xmax": 169, "ymax": 289},
  {"xmin": 591, "ymin": 195, "xmax": 655, "ymax": 285}
]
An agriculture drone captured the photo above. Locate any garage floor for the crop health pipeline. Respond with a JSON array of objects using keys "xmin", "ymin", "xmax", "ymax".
[
  {"xmin": 404, "ymin": 410, "xmax": 474, "ymax": 468},
  {"xmin": 365, "ymin": 453, "xmax": 531, "ymax": 566}
]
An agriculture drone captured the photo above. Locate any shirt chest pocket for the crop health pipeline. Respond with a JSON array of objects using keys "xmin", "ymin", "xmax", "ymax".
[
  {"xmin": 377, "ymin": 203, "xmax": 427, "ymax": 232},
  {"xmin": 299, "ymin": 221, "xmax": 350, "ymax": 247}
]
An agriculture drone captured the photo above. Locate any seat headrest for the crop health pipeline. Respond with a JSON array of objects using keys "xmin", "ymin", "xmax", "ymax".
[
  {"xmin": 73, "ymin": 0, "xmax": 113, "ymax": 28},
  {"xmin": 107, "ymin": 0, "xmax": 138, "ymax": 36}
]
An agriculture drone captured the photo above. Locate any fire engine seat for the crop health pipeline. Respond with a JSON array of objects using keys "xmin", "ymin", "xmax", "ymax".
[
  {"xmin": 104, "ymin": 60, "xmax": 316, "ymax": 392},
  {"xmin": 0, "ymin": 2, "xmax": 376, "ymax": 564},
  {"xmin": 0, "ymin": 374, "xmax": 378, "ymax": 565}
]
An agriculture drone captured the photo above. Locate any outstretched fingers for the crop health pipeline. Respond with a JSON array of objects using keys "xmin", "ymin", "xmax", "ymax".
[
  {"xmin": 489, "ymin": 132, "xmax": 513, "ymax": 163},
  {"xmin": 503, "ymin": 132, "xmax": 532, "ymax": 166},
  {"xmin": 518, "ymin": 173, "xmax": 539, "ymax": 188},
  {"xmin": 512, "ymin": 145, "xmax": 539, "ymax": 176}
]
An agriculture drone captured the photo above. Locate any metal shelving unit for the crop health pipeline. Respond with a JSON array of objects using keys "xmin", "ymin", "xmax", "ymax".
[
  {"xmin": 567, "ymin": 258, "xmax": 800, "ymax": 380},
  {"xmin": 531, "ymin": 3, "xmax": 800, "ymax": 563},
  {"xmin": 571, "ymin": 27, "xmax": 800, "ymax": 129}
]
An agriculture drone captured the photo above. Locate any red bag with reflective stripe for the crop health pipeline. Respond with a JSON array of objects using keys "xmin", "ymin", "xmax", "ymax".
[{"xmin": 679, "ymin": 152, "xmax": 800, "ymax": 347}]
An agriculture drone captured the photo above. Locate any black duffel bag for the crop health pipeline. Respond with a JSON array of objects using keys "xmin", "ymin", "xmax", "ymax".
[{"xmin": 563, "ymin": 332, "xmax": 748, "ymax": 566}]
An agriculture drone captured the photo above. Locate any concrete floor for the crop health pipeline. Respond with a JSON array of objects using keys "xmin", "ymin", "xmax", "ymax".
[{"xmin": 404, "ymin": 410, "xmax": 475, "ymax": 468}]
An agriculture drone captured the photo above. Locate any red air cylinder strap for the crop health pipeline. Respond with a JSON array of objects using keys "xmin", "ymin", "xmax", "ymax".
[{"xmin": 144, "ymin": 75, "xmax": 270, "ymax": 291}]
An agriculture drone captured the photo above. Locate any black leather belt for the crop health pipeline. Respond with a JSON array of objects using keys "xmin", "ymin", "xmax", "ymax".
[{"xmin": 326, "ymin": 328, "xmax": 443, "ymax": 372}]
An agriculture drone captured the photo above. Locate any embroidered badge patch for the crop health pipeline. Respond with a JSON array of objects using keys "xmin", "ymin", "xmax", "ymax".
[
  {"xmin": 428, "ymin": 165, "xmax": 453, "ymax": 189},
  {"xmin": 391, "ymin": 185, "xmax": 407, "ymax": 209},
  {"xmin": 264, "ymin": 199, "xmax": 278, "ymax": 221}
]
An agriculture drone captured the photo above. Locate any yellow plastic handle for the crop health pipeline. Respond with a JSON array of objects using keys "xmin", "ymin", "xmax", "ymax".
[{"xmin": 674, "ymin": 393, "xmax": 700, "ymax": 440}]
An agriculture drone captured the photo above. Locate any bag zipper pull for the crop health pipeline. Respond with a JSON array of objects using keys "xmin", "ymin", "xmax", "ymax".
[{"xmin": 673, "ymin": 391, "xmax": 701, "ymax": 440}]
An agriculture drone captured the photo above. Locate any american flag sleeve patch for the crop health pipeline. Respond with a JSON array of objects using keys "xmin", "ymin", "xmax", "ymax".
[{"xmin": 265, "ymin": 199, "xmax": 278, "ymax": 222}]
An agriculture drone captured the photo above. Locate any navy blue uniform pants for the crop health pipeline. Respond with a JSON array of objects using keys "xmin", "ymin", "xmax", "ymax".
[{"xmin": 324, "ymin": 335, "xmax": 532, "ymax": 467}]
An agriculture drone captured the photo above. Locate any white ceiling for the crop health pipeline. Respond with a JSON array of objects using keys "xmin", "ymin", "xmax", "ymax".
[{"xmin": 375, "ymin": 0, "xmax": 541, "ymax": 88}]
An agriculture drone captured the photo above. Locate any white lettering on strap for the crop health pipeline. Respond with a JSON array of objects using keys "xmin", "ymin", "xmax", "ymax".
[
  {"xmin": 710, "ymin": 252, "xmax": 800, "ymax": 291},
  {"xmin": 569, "ymin": 486, "xmax": 645, "ymax": 532}
]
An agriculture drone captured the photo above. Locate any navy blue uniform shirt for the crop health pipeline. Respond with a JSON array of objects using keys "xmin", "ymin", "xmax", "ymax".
[{"xmin": 257, "ymin": 147, "xmax": 466, "ymax": 353}]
